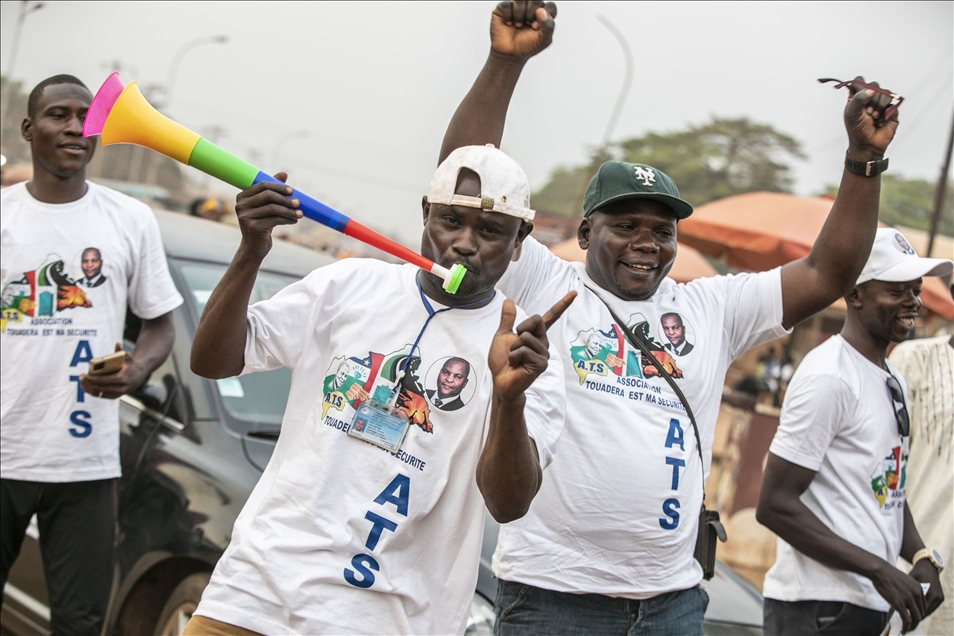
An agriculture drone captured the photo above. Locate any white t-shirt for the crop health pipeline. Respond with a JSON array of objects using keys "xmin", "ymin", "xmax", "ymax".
[
  {"xmin": 763, "ymin": 334, "xmax": 909, "ymax": 612},
  {"xmin": 889, "ymin": 336, "xmax": 953, "ymax": 635},
  {"xmin": 195, "ymin": 260, "xmax": 566, "ymax": 635},
  {"xmin": 493, "ymin": 237, "xmax": 788, "ymax": 598},
  {"xmin": 1, "ymin": 182, "xmax": 182, "ymax": 482}
]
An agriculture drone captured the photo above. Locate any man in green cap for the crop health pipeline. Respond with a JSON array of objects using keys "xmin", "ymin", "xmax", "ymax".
[{"xmin": 435, "ymin": 2, "xmax": 900, "ymax": 634}]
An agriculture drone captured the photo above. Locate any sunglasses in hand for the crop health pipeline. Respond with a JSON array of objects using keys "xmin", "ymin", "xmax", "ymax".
[{"xmin": 818, "ymin": 78, "xmax": 903, "ymax": 126}]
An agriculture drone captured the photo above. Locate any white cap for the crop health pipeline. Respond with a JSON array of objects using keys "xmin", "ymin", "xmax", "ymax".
[
  {"xmin": 427, "ymin": 144, "xmax": 534, "ymax": 221},
  {"xmin": 856, "ymin": 228, "xmax": 953, "ymax": 285}
]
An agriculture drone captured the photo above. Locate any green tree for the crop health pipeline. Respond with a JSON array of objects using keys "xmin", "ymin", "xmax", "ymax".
[
  {"xmin": 533, "ymin": 117, "xmax": 806, "ymax": 216},
  {"xmin": 825, "ymin": 175, "xmax": 954, "ymax": 237}
]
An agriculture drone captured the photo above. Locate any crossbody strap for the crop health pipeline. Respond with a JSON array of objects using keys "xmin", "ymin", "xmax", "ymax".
[{"xmin": 583, "ymin": 286, "xmax": 706, "ymax": 495}]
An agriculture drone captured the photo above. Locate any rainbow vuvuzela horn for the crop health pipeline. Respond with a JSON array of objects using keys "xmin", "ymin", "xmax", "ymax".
[{"xmin": 82, "ymin": 73, "xmax": 466, "ymax": 294}]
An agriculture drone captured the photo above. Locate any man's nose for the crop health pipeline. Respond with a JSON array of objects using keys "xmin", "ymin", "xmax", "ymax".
[
  {"xmin": 903, "ymin": 290, "xmax": 922, "ymax": 310},
  {"xmin": 629, "ymin": 229, "xmax": 658, "ymax": 252},
  {"xmin": 65, "ymin": 113, "xmax": 84, "ymax": 134},
  {"xmin": 453, "ymin": 227, "xmax": 478, "ymax": 254}
]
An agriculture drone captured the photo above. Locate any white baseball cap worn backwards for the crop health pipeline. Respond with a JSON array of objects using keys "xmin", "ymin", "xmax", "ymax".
[
  {"xmin": 428, "ymin": 144, "xmax": 534, "ymax": 221},
  {"xmin": 856, "ymin": 228, "xmax": 953, "ymax": 285}
]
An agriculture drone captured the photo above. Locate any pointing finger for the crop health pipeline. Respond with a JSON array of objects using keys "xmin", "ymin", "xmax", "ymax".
[
  {"xmin": 541, "ymin": 291, "xmax": 576, "ymax": 330},
  {"xmin": 497, "ymin": 298, "xmax": 517, "ymax": 335}
]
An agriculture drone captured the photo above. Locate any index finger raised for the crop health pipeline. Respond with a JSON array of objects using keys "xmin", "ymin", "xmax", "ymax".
[{"xmin": 541, "ymin": 291, "xmax": 576, "ymax": 330}]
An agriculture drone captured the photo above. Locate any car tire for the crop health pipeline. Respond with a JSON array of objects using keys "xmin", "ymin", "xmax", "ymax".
[{"xmin": 153, "ymin": 572, "xmax": 211, "ymax": 636}]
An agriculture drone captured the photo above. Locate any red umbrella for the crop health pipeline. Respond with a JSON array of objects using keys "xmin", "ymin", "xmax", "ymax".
[{"xmin": 548, "ymin": 239, "xmax": 717, "ymax": 284}]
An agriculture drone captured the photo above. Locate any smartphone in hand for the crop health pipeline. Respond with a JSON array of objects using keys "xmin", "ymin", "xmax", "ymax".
[{"xmin": 88, "ymin": 351, "xmax": 126, "ymax": 376}]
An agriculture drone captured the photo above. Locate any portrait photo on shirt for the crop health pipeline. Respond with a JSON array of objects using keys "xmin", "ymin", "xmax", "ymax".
[
  {"xmin": 77, "ymin": 246, "xmax": 107, "ymax": 288},
  {"xmin": 659, "ymin": 312, "xmax": 696, "ymax": 357},
  {"xmin": 424, "ymin": 356, "xmax": 475, "ymax": 411}
]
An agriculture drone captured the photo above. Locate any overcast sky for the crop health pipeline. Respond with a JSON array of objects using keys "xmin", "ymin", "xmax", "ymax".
[{"xmin": 2, "ymin": 1, "xmax": 951, "ymax": 245}]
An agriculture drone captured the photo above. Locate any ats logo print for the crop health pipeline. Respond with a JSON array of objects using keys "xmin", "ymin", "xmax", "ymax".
[
  {"xmin": 1, "ymin": 256, "xmax": 96, "ymax": 332},
  {"xmin": 322, "ymin": 346, "xmax": 434, "ymax": 433},
  {"xmin": 570, "ymin": 312, "xmax": 682, "ymax": 384},
  {"xmin": 870, "ymin": 445, "xmax": 906, "ymax": 509}
]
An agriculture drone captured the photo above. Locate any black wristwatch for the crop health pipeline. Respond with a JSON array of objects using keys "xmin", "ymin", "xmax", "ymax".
[{"xmin": 845, "ymin": 153, "xmax": 889, "ymax": 177}]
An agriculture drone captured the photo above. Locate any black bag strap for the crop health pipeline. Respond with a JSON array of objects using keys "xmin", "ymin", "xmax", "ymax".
[{"xmin": 583, "ymin": 286, "xmax": 706, "ymax": 498}]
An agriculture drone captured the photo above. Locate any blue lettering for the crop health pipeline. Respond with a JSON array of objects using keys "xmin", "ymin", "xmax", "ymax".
[
  {"xmin": 373, "ymin": 474, "xmax": 410, "ymax": 516},
  {"xmin": 364, "ymin": 511, "xmax": 398, "ymax": 551},
  {"xmin": 69, "ymin": 411, "xmax": 92, "ymax": 438},
  {"xmin": 344, "ymin": 553, "xmax": 379, "ymax": 588},
  {"xmin": 664, "ymin": 418, "xmax": 684, "ymax": 451},
  {"xmin": 659, "ymin": 498, "xmax": 681, "ymax": 530},
  {"xmin": 666, "ymin": 457, "xmax": 686, "ymax": 490},
  {"xmin": 70, "ymin": 340, "xmax": 94, "ymax": 367},
  {"xmin": 69, "ymin": 375, "xmax": 86, "ymax": 403}
]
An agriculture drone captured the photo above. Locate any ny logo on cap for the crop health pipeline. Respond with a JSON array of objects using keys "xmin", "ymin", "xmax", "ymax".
[{"xmin": 633, "ymin": 166, "xmax": 656, "ymax": 187}]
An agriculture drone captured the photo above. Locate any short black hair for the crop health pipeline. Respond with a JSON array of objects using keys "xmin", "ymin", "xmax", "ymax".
[
  {"xmin": 443, "ymin": 356, "xmax": 471, "ymax": 378},
  {"xmin": 661, "ymin": 312, "xmax": 684, "ymax": 327},
  {"xmin": 28, "ymin": 75, "xmax": 89, "ymax": 118}
]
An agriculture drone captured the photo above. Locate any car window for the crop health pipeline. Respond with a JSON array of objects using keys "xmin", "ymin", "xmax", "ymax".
[{"xmin": 179, "ymin": 261, "xmax": 299, "ymax": 429}]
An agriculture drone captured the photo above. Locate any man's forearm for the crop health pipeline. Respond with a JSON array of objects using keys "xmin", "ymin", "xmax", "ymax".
[
  {"xmin": 760, "ymin": 496, "xmax": 888, "ymax": 580},
  {"xmin": 899, "ymin": 504, "xmax": 926, "ymax": 563},
  {"xmin": 809, "ymin": 150, "xmax": 882, "ymax": 287},
  {"xmin": 439, "ymin": 53, "xmax": 526, "ymax": 163},
  {"xmin": 133, "ymin": 312, "xmax": 175, "ymax": 378},
  {"xmin": 191, "ymin": 243, "xmax": 264, "ymax": 378},
  {"xmin": 476, "ymin": 391, "xmax": 541, "ymax": 523}
]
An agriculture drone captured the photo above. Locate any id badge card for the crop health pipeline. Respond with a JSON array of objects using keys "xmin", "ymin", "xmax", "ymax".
[{"xmin": 349, "ymin": 401, "xmax": 410, "ymax": 452}]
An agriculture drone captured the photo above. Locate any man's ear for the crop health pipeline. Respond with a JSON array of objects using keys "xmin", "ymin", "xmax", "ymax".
[
  {"xmin": 21, "ymin": 117, "xmax": 33, "ymax": 143},
  {"xmin": 578, "ymin": 218, "xmax": 592, "ymax": 250},
  {"xmin": 421, "ymin": 196, "xmax": 430, "ymax": 224},
  {"xmin": 846, "ymin": 286, "xmax": 864, "ymax": 310},
  {"xmin": 512, "ymin": 221, "xmax": 533, "ymax": 262}
]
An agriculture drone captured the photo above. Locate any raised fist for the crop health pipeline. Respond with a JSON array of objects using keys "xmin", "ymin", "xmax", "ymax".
[{"xmin": 490, "ymin": 1, "xmax": 558, "ymax": 61}]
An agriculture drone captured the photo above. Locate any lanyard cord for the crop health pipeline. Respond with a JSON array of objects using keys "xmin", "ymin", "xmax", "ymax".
[{"xmin": 388, "ymin": 275, "xmax": 495, "ymax": 400}]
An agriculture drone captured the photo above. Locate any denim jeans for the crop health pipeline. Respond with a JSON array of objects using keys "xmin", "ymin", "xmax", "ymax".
[
  {"xmin": 763, "ymin": 598, "xmax": 889, "ymax": 636},
  {"xmin": 494, "ymin": 579, "xmax": 709, "ymax": 636}
]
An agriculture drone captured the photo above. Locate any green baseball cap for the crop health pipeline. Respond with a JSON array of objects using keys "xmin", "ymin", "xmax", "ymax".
[{"xmin": 583, "ymin": 161, "xmax": 693, "ymax": 219}]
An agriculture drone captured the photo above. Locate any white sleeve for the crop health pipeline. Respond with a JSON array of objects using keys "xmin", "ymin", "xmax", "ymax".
[
  {"xmin": 497, "ymin": 236, "xmax": 572, "ymax": 311},
  {"xmin": 770, "ymin": 372, "xmax": 852, "ymax": 471},
  {"xmin": 243, "ymin": 273, "xmax": 322, "ymax": 373},
  {"xmin": 521, "ymin": 328, "xmax": 566, "ymax": 471},
  {"xmin": 721, "ymin": 267, "xmax": 790, "ymax": 360},
  {"xmin": 127, "ymin": 211, "xmax": 183, "ymax": 319}
]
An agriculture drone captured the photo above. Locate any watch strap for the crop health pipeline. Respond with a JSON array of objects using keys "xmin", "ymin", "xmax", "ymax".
[
  {"xmin": 913, "ymin": 547, "xmax": 943, "ymax": 572},
  {"xmin": 845, "ymin": 154, "xmax": 889, "ymax": 177}
]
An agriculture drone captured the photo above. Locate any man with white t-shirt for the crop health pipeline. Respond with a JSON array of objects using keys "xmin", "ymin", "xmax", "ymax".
[
  {"xmin": 437, "ymin": 2, "xmax": 902, "ymax": 633},
  {"xmin": 183, "ymin": 145, "xmax": 573, "ymax": 635},
  {"xmin": 757, "ymin": 228, "xmax": 951, "ymax": 635},
  {"xmin": 1, "ymin": 75, "xmax": 182, "ymax": 634},
  {"xmin": 888, "ymin": 298, "xmax": 954, "ymax": 636}
]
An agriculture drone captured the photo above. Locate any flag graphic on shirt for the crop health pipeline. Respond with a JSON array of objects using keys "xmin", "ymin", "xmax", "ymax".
[
  {"xmin": 321, "ymin": 347, "xmax": 434, "ymax": 433},
  {"xmin": 569, "ymin": 312, "xmax": 682, "ymax": 385},
  {"xmin": 1, "ymin": 258, "xmax": 94, "ymax": 332},
  {"xmin": 869, "ymin": 445, "xmax": 907, "ymax": 509}
]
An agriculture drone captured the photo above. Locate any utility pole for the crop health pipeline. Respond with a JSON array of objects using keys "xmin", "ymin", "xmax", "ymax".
[{"xmin": 927, "ymin": 109, "xmax": 954, "ymax": 259}]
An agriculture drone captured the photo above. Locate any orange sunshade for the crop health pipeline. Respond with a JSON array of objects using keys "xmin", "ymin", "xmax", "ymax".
[{"xmin": 678, "ymin": 192, "xmax": 836, "ymax": 271}]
